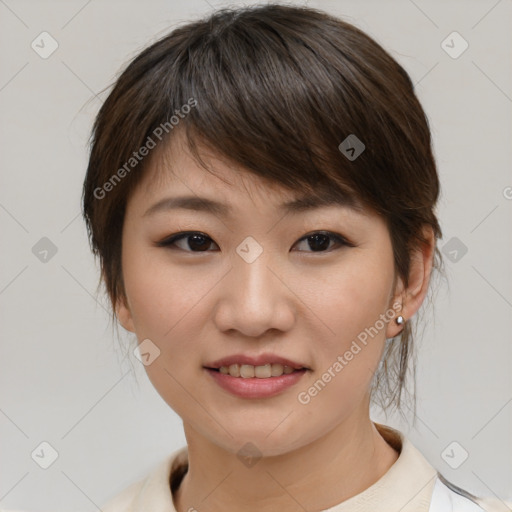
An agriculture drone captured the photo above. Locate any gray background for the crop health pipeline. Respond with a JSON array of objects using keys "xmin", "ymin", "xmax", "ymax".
[{"xmin": 0, "ymin": 0, "xmax": 511, "ymax": 510}]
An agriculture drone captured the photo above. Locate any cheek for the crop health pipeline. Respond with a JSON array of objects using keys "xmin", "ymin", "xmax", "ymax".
[
  {"xmin": 121, "ymin": 244, "xmax": 221, "ymax": 359},
  {"xmin": 291, "ymin": 260, "xmax": 395, "ymax": 424},
  {"xmin": 306, "ymin": 249, "xmax": 395, "ymax": 373},
  {"xmin": 121, "ymin": 247, "xmax": 217, "ymax": 413}
]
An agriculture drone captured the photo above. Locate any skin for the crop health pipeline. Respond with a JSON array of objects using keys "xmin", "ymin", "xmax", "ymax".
[{"xmin": 116, "ymin": 132, "xmax": 435, "ymax": 512}]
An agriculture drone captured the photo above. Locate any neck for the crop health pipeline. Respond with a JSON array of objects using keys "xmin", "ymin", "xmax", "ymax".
[{"xmin": 174, "ymin": 406, "xmax": 399, "ymax": 512}]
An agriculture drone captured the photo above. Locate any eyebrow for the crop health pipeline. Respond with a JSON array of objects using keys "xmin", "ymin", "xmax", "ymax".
[{"xmin": 142, "ymin": 192, "xmax": 364, "ymax": 218}]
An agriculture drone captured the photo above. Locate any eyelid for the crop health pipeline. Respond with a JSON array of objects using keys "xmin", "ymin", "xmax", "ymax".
[
  {"xmin": 155, "ymin": 231, "xmax": 219, "ymax": 251},
  {"xmin": 297, "ymin": 230, "xmax": 354, "ymax": 248}
]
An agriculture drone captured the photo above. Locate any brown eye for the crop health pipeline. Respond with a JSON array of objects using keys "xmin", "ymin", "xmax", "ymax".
[
  {"xmin": 293, "ymin": 231, "xmax": 352, "ymax": 253},
  {"xmin": 157, "ymin": 232, "xmax": 219, "ymax": 252}
]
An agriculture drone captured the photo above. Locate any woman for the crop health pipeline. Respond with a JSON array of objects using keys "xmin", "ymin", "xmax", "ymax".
[{"xmin": 81, "ymin": 4, "xmax": 509, "ymax": 511}]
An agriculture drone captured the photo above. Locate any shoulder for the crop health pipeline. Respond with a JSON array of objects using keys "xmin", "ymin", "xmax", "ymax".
[
  {"xmin": 100, "ymin": 475, "xmax": 148, "ymax": 511},
  {"xmin": 430, "ymin": 476, "xmax": 512, "ymax": 512},
  {"xmin": 100, "ymin": 446, "xmax": 188, "ymax": 511}
]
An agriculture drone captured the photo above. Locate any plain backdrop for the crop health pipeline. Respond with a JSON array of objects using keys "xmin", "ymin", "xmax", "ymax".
[{"xmin": 0, "ymin": 0, "xmax": 511, "ymax": 510}]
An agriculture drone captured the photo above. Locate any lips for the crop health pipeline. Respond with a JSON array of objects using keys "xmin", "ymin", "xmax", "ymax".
[
  {"xmin": 205, "ymin": 367, "xmax": 308, "ymax": 398},
  {"xmin": 204, "ymin": 353, "xmax": 309, "ymax": 370}
]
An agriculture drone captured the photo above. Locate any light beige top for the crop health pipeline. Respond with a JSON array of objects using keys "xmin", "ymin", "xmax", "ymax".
[{"xmin": 99, "ymin": 422, "xmax": 511, "ymax": 512}]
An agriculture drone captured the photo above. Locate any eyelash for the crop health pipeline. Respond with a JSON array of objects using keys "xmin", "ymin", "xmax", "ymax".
[{"xmin": 155, "ymin": 230, "xmax": 354, "ymax": 254}]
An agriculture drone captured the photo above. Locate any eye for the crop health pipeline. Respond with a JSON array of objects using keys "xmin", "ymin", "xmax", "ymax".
[
  {"xmin": 156, "ymin": 230, "xmax": 352, "ymax": 253},
  {"xmin": 292, "ymin": 231, "xmax": 353, "ymax": 253},
  {"xmin": 156, "ymin": 231, "xmax": 219, "ymax": 252}
]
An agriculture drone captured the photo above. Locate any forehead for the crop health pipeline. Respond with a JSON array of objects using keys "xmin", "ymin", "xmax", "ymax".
[{"xmin": 133, "ymin": 130, "xmax": 367, "ymax": 218}]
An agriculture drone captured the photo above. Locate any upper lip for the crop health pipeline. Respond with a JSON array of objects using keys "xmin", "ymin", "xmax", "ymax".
[{"xmin": 205, "ymin": 353, "xmax": 309, "ymax": 370}]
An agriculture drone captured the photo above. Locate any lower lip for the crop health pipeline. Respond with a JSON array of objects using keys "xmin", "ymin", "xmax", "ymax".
[{"xmin": 205, "ymin": 368, "xmax": 307, "ymax": 398}]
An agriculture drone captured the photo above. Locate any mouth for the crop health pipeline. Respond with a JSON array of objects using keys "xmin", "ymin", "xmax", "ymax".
[
  {"xmin": 204, "ymin": 354, "xmax": 310, "ymax": 379},
  {"xmin": 205, "ymin": 363, "xmax": 307, "ymax": 379},
  {"xmin": 204, "ymin": 364, "xmax": 308, "ymax": 399}
]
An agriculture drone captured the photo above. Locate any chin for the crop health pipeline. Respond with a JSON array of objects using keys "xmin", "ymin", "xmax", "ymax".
[{"xmin": 210, "ymin": 425, "xmax": 311, "ymax": 459}]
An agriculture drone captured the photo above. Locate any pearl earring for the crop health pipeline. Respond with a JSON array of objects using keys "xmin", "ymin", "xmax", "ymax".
[{"xmin": 396, "ymin": 315, "xmax": 404, "ymax": 325}]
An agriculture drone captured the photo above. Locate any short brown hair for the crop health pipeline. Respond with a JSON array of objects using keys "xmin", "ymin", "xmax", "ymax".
[{"xmin": 82, "ymin": 3, "xmax": 445, "ymax": 417}]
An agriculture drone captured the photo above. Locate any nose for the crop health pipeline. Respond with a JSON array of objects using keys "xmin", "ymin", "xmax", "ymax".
[{"xmin": 213, "ymin": 248, "xmax": 296, "ymax": 338}]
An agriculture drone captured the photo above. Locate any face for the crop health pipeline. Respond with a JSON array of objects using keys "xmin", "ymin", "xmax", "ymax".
[{"xmin": 116, "ymin": 134, "xmax": 410, "ymax": 457}]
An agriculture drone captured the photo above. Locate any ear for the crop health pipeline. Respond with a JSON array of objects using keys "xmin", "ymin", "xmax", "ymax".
[
  {"xmin": 386, "ymin": 225, "xmax": 436, "ymax": 339},
  {"xmin": 115, "ymin": 293, "xmax": 136, "ymax": 333}
]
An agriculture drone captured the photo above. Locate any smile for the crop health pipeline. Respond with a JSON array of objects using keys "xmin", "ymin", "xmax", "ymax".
[
  {"xmin": 216, "ymin": 363, "xmax": 302, "ymax": 378},
  {"xmin": 205, "ymin": 366, "xmax": 308, "ymax": 398}
]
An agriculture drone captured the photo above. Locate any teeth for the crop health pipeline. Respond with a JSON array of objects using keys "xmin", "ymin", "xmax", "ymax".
[
  {"xmin": 217, "ymin": 363, "xmax": 300, "ymax": 378},
  {"xmin": 228, "ymin": 364, "xmax": 240, "ymax": 377},
  {"xmin": 240, "ymin": 364, "xmax": 255, "ymax": 378}
]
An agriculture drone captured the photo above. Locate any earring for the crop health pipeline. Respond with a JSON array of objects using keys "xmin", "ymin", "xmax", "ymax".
[{"xmin": 396, "ymin": 315, "xmax": 404, "ymax": 325}]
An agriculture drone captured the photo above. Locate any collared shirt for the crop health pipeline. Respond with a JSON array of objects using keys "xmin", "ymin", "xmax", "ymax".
[{"xmin": 100, "ymin": 423, "xmax": 511, "ymax": 512}]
